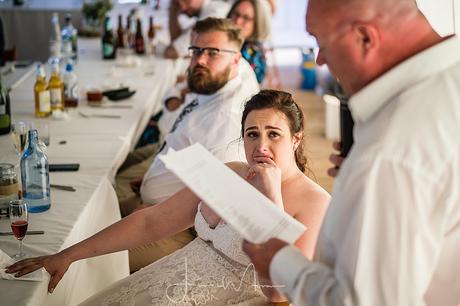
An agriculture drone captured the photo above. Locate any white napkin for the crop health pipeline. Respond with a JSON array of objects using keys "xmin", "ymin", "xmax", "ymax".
[{"xmin": 0, "ymin": 249, "xmax": 45, "ymax": 282}]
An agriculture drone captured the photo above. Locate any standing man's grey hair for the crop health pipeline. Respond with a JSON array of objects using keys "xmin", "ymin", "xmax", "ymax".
[{"xmin": 306, "ymin": 0, "xmax": 441, "ymax": 95}]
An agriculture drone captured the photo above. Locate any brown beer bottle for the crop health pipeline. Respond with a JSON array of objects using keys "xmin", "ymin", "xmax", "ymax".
[
  {"xmin": 116, "ymin": 14, "xmax": 125, "ymax": 48},
  {"xmin": 134, "ymin": 19, "xmax": 145, "ymax": 55},
  {"xmin": 148, "ymin": 16, "xmax": 155, "ymax": 41}
]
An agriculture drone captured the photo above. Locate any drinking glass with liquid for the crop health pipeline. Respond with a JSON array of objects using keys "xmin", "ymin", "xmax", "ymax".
[
  {"xmin": 9, "ymin": 199, "xmax": 28, "ymax": 259},
  {"xmin": 11, "ymin": 121, "xmax": 28, "ymax": 155}
]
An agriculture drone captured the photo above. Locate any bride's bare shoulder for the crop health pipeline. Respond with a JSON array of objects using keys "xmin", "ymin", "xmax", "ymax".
[
  {"xmin": 285, "ymin": 175, "xmax": 330, "ymax": 211},
  {"xmin": 300, "ymin": 176, "xmax": 330, "ymax": 208},
  {"xmin": 225, "ymin": 161, "xmax": 250, "ymax": 177}
]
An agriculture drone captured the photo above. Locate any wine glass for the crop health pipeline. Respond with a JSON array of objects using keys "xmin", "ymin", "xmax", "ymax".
[
  {"xmin": 11, "ymin": 121, "xmax": 28, "ymax": 156},
  {"xmin": 9, "ymin": 199, "xmax": 28, "ymax": 259}
]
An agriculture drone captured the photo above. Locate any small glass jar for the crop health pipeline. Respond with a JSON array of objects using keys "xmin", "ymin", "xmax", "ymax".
[{"xmin": 0, "ymin": 163, "xmax": 19, "ymax": 217}]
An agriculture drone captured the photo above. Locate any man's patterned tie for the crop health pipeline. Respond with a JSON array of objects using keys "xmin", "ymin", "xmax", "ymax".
[{"xmin": 159, "ymin": 98, "xmax": 200, "ymax": 152}]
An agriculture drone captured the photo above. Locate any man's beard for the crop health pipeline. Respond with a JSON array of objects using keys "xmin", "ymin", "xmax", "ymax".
[{"xmin": 187, "ymin": 65, "xmax": 231, "ymax": 95}]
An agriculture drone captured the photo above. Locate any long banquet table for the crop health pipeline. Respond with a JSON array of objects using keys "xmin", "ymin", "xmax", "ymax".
[{"xmin": 0, "ymin": 37, "xmax": 184, "ymax": 306}]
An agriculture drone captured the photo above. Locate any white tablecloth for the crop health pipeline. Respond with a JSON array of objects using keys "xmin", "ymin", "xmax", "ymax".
[
  {"xmin": 7, "ymin": 38, "xmax": 184, "ymax": 172},
  {"xmin": 0, "ymin": 174, "xmax": 126, "ymax": 306},
  {"xmin": 0, "ymin": 36, "xmax": 182, "ymax": 305}
]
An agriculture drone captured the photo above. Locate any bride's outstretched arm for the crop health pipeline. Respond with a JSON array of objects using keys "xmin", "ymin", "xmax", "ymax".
[{"xmin": 6, "ymin": 187, "xmax": 200, "ymax": 293}]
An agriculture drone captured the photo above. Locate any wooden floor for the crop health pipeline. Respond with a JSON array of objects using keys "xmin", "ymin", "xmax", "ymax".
[{"xmin": 263, "ymin": 64, "xmax": 335, "ymax": 193}]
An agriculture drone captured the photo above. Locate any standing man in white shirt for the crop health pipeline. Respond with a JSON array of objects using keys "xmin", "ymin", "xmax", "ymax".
[
  {"xmin": 243, "ymin": 0, "xmax": 460, "ymax": 305},
  {"xmin": 165, "ymin": 0, "xmax": 230, "ymax": 58}
]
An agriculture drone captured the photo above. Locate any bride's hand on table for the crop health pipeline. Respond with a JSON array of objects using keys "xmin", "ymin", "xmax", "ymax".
[
  {"xmin": 245, "ymin": 158, "xmax": 283, "ymax": 209},
  {"xmin": 6, "ymin": 252, "xmax": 71, "ymax": 293}
]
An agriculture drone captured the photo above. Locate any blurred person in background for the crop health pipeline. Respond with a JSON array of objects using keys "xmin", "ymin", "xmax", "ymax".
[
  {"xmin": 165, "ymin": 0, "xmax": 230, "ymax": 58},
  {"xmin": 228, "ymin": 0, "xmax": 272, "ymax": 83}
]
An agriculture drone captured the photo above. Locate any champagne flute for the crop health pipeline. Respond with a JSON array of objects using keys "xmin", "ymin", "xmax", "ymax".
[
  {"xmin": 11, "ymin": 121, "xmax": 28, "ymax": 156},
  {"xmin": 9, "ymin": 199, "xmax": 28, "ymax": 259}
]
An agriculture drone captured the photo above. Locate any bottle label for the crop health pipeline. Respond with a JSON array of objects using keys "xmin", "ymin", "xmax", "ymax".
[
  {"xmin": 39, "ymin": 91, "xmax": 51, "ymax": 112},
  {"xmin": 0, "ymin": 181, "xmax": 19, "ymax": 196},
  {"xmin": 0, "ymin": 103, "xmax": 5, "ymax": 115},
  {"xmin": 103, "ymin": 43, "xmax": 114, "ymax": 57},
  {"xmin": 65, "ymin": 82, "xmax": 79, "ymax": 99},
  {"xmin": 50, "ymin": 88, "xmax": 62, "ymax": 107},
  {"xmin": 70, "ymin": 84, "xmax": 79, "ymax": 99}
]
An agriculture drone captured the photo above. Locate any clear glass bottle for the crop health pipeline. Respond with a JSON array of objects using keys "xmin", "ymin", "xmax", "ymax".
[
  {"xmin": 0, "ymin": 75, "xmax": 11, "ymax": 135},
  {"xmin": 61, "ymin": 14, "xmax": 78, "ymax": 61},
  {"xmin": 49, "ymin": 12, "xmax": 62, "ymax": 64},
  {"xmin": 21, "ymin": 129, "xmax": 51, "ymax": 213},
  {"xmin": 63, "ymin": 61, "xmax": 79, "ymax": 108},
  {"xmin": 34, "ymin": 64, "xmax": 51, "ymax": 117},
  {"xmin": 47, "ymin": 60, "xmax": 65, "ymax": 112},
  {"xmin": 125, "ymin": 15, "xmax": 132, "ymax": 49}
]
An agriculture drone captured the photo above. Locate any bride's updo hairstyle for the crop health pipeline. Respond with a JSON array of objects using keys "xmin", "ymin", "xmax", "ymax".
[{"xmin": 241, "ymin": 89, "xmax": 309, "ymax": 173}]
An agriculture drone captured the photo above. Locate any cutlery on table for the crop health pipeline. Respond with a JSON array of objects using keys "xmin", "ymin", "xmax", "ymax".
[
  {"xmin": 78, "ymin": 111, "xmax": 121, "ymax": 119},
  {"xmin": 88, "ymin": 104, "xmax": 133, "ymax": 109},
  {"xmin": 0, "ymin": 230, "xmax": 45, "ymax": 236},
  {"xmin": 50, "ymin": 184, "xmax": 76, "ymax": 192}
]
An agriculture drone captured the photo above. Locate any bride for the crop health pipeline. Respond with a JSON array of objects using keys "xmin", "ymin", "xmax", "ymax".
[{"xmin": 7, "ymin": 90, "xmax": 330, "ymax": 305}]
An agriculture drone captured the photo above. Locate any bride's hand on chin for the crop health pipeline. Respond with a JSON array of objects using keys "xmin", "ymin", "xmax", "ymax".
[{"xmin": 245, "ymin": 158, "xmax": 283, "ymax": 209}]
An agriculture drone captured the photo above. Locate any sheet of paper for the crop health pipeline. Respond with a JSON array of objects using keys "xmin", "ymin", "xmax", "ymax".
[{"xmin": 159, "ymin": 143, "xmax": 306, "ymax": 244}]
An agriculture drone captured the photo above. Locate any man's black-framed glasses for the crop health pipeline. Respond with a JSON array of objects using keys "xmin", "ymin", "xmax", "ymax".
[{"xmin": 188, "ymin": 46, "xmax": 238, "ymax": 59}]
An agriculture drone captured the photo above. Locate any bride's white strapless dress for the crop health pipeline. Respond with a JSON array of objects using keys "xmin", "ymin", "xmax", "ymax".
[{"xmin": 79, "ymin": 204, "xmax": 271, "ymax": 306}]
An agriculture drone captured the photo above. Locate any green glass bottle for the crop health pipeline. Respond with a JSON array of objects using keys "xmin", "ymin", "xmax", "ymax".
[
  {"xmin": 102, "ymin": 16, "xmax": 117, "ymax": 59},
  {"xmin": 0, "ymin": 76, "xmax": 11, "ymax": 135}
]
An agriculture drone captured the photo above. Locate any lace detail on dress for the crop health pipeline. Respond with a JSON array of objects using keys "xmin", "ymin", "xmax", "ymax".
[
  {"xmin": 194, "ymin": 203, "xmax": 252, "ymax": 266},
  {"xmin": 86, "ymin": 239, "xmax": 269, "ymax": 306},
  {"xmin": 80, "ymin": 203, "xmax": 270, "ymax": 306}
]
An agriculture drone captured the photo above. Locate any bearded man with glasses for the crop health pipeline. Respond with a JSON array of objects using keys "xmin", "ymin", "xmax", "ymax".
[{"xmin": 116, "ymin": 18, "xmax": 259, "ymax": 272}]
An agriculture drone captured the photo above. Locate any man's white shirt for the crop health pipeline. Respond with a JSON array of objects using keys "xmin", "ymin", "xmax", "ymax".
[
  {"xmin": 141, "ymin": 71, "xmax": 259, "ymax": 204},
  {"xmin": 270, "ymin": 36, "xmax": 460, "ymax": 306},
  {"xmin": 158, "ymin": 58, "xmax": 259, "ymax": 136}
]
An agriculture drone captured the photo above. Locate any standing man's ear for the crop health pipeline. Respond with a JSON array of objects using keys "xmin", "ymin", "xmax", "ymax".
[{"xmin": 354, "ymin": 23, "xmax": 380, "ymax": 57}]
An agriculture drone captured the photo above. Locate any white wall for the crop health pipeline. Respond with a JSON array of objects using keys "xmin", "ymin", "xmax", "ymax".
[
  {"xmin": 417, "ymin": 0, "xmax": 456, "ymax": 35},
  {"xmin": 270, "ymin": 0, "xmax": 316, "ymax": 48},
  {"xmin": 455, "ymin": 0, "xmax": 459, "ymax": 33}
]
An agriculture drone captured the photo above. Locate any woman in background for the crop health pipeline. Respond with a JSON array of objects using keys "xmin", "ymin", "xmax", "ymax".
[{"xmin": 228, "ymin": 0, "xmax": 272, "ymax": 83}]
